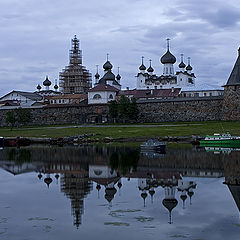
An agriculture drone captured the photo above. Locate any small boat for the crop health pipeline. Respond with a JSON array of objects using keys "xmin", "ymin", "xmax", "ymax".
[
  {"xmin": 0, "ymin": 137, "xmax": 4, "ymax": 149},
  {"xmin": 200, "ymin": 133, "xmax": 240, "ymax": 147},
  {"xmin": 141, "ymin": 139, "xmax": 166, "ymax": 152}
]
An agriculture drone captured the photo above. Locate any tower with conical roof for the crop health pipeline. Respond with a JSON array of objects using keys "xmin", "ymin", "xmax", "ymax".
[
  {"xmin": 222, "ymin": 47, "xmax": 240, "ymax": 120},
  {"xmin": 59, "ymin": 35, "xmax": 92, "ymax": 94}
]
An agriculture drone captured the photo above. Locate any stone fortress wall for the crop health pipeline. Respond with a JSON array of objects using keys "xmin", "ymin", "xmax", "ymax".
[{"xmin": 0, "ymin": 95, "xmax": 227, "ymax": 126}]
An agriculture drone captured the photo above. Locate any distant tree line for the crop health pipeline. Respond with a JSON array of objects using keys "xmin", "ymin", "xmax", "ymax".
[
  {"xmin": 109, "ymin": 95, "xmax": 139, "ymax": 123},
  {"xmin": 5, "ymin": 108, "xmax": 31, "ymax": 130}
]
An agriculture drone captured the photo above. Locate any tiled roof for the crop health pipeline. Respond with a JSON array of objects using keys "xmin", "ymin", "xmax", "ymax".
[
  {"xmin": 0, "ymin": 91, "xmax": 42, "ymax": 101},
  {"xmin": 121, "ymin": 88, "xmax": 181, "ymax": 98},
  {"xmin": 88, "ymin": 84, "xmax": 119, "ymax": 92},
  {"xmin": 46, "ymin": 93, "xmax": 87, "ymax": 99}
]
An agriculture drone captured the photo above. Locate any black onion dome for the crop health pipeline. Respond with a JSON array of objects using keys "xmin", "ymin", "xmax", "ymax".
[
  {"xmin": 103, "ymin": 71, "xmax": 115, "ymax": 81},
  {"xmin": 95, "ymin": 72, "xmax": 100, "ymax": 79},
  {"xmin": 43, "ymin": 76, "xmax": 51, "ymax": 86},
  {"xmin": 116, "ymin": 74, "xmax": 121, "ymax": 80},
  {"xmin": 149, "ymin": 189, "xmax": 155, "ymax": 196},
  {"xmin": 147, "ymin": 65, "xmax": 154, "ymax": 72},
  {"xmin": 103, "ymin": 61, "xmax": 113, "ymax": 71},
  {"xmin": 179, "ymin": 61, "xmax": 186, "ymax": 68},
  {"xmin": 186, "ymin": 64, "xmax": 193, "ymax": 71},
  {"xmin": 161, "ymin": 50, "xmax": 176, "ymax": 64},
  {"xmin": 139, "ymin": 63, "xmax": 146, "ymax": 71},
  {"xmin": 54, "ymin": 84, "xmax": 58, "ymax": 90},
  {"xmin": 37, "ymin": 84, "xmax": 41, "ymax": 90}
]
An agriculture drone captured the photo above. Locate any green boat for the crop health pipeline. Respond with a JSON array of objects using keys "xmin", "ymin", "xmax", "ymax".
[{"xmin": 200, "ymin": 133, "xmax": 240, "ymax": 147}]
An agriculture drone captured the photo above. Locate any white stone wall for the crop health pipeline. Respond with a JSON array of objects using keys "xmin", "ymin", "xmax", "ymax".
[
  {"xmin": 88, "ymin": 91, "xmax": 116, "ymax": 104},
  {"xmin": 0, "ymin": 92, "xmax": 35, "ymax": 107}
]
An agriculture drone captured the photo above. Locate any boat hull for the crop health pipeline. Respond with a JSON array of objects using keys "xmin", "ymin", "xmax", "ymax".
[{"xmin": 200, "ymin": 139, "xmax": 240, "ymax": 147}]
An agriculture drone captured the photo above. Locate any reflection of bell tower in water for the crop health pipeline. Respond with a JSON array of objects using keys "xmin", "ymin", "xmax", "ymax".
[{"xmin": 61, "ymin": 173, "xmax": 92, "ymax": 228}]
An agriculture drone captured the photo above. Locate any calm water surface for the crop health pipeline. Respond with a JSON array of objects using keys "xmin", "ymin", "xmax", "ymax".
[{"xmin": 0, "ymin": 144, "xmax": 239, "ymax": 240}]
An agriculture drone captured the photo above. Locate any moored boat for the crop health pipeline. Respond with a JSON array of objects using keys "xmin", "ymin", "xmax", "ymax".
[
  {"xmin": 200, "ymin": 133, "xmax": 240, "ymax": 147},
  {"xmin": 0, "ymin": 137, "xmax": 4, "ymax": 149},
  {"xmin": 141, "ymin": 139, "xmax": 166, "ymax": 152}
]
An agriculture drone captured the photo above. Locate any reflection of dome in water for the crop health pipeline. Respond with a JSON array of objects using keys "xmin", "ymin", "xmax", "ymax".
[
  {"xmin": 96, "ymin": 184, "xmax": 101, "ymax": 191},
  {"xmin": 105, "ymin": 187, "xmax": 117, "ymax": 203},
  {"xmin": 38, "ymin": 173, "xmax": 42, "ymax": 180},
  {"xmin": 94, "ymin": 170, "xmax": 102, "ymax": 176},
  {"xmin": 117, "ymin": 182, "xmax": 122, "ymax": 189},
  {"xmin": 44, "ymin": 177, "xmax": 53, "ymax": 188},
  {"xmin": 162, "ymin": 198, "xmax": 178, "ymax": 212}
]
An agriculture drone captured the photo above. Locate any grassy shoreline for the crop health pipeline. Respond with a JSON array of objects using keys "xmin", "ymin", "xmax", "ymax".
[{"xmin": 0, "ymin": 121, "xmax": 240, "ymax": 140}]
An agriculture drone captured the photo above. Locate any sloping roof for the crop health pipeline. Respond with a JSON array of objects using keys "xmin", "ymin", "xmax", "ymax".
[
  {"xmin": 46, "ymin": 93, "xmax": 87, "ymax": 100},
  {"xmin": 225, "ymin": 48, "xmax": 240, "ymax": 86},
  {"xmin": 121, "ymin": 88, "xmax": 181, "ymax": 99},
  {"xmin": 0, "ymin": 91, "xmax": 42, "ymax": 101},
  {"xmin": 88, "ymin": 84, "xmax": 119, "ymax": 92}
]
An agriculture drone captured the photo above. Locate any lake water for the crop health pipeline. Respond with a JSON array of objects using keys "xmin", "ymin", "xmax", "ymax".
[{"xmin": 0, "ymin": 144, "xmax": 240, "ymax": 240}]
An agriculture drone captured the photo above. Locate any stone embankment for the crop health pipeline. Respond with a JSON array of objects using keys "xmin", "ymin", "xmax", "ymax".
[{"xmin": 3, "ymin": 135, "xmax": 204, "ymax": 147}]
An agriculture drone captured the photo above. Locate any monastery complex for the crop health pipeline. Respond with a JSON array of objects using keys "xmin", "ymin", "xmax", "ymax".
[{"xmin": 0, "ymin": 35, "xmax": 239, "ymax": 124}]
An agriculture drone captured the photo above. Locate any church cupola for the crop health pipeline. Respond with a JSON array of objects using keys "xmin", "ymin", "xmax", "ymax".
[
  {"xmin": 178, "ymin": 54, "xmax": 186, "ymax": 69},
  {"xmin": 147, "ymin": 59, "xmax": 154, "ymax": 75},
  {"xmin": 95, "ymin": 65, "xmax": 100, "ymax": 85},
  {"xmin": 116, "ymin": 67, "xmax": 121, "ymax": 82},
  {"xmin": 44, "ymin": 173, "xmax": 53, "ymax": 188},
  {"xmin": 37, "ymin": 84, "xmax": 42, "ymax": 92},
  {"xmin": 139, "ymin": 56, "xmax": 146, "ymax": 73},
  {"xmin": 103, "ymin": 54, "xmax": 113, "ymax": 72},
  {"xmin": 186, "ymin": 57, "xmax": 193, "ymax": 72},
  {"xmin": 54, "ymin": 79, "xmax": 58, "ymax": 91},
  {"xmin": 161, "ymin": 38, "xmax": 176, "ymax": 76},
  {"xmin": 43, "ymin": 76, "xmax": 51, "ymax": 90}
]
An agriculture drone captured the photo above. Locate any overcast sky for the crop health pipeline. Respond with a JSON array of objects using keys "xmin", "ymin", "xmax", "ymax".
[{"xmin": 0, "ymin": 0, "xmax": 240, "ymax": 96}]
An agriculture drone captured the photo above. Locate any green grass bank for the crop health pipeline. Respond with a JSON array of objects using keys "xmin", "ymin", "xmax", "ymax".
[{"xmin": 0, "ymin": 121, "xmax": 240, "ymax": 140}]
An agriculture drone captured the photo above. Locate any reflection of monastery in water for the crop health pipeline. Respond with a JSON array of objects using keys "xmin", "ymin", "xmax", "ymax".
[{"xmin": 0, "ymin": 145, "xmax": 240, "ymax": 225}]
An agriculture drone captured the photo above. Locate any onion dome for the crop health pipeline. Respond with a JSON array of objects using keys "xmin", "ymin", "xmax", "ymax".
[
  {"xmin": 43, "ymin": 76, "xmax": 51, "ymax": 86},
  {"xmin": 161, "ymin": 50, "xmax": 176, "ymax": 64},
  {"xmin": 147, "ymin": 65, "xmax": 154, "ymax": 72},
  {"xmin": 179, "ymin": 61, "xmax": 186, "ymax": 68},
  {"xmin": 55, "ymin": 174, "xmax": 59, "ymax": 180},
  {"xmin": 44, "ymin": 176, "xmax": 53, "ymax": 188},
  {"xmin": 186, "ymin": 57, "xmax": 192, "ymax": 71},
  {"xmin": 116, "ymin": 74, "xmax": 121, "ymax": 81},
  {"xmin": 139, "ymin": 63, "xmax": 146, "ymax": 71},
  {"xmin": 103, "ymin": 61, "xmax": 113, "ymax": 71},
  {"xmin": 179, "ymin": 54, "xmax": 186, "ymax": 68},
  {"xmin": 186, "ymin": 64, "xmax": 193, "ymax": 71},
  {"xmin": 54, "ymin": 84, "xmax": 58, "ymax": 90},
  {"xmin": 147, "ymin": 60, "xmax": 154, "ymax": 72},
  {"xmin": 149, "ymin": 189, "xmax": 155, "ymax": 197},
  {"xmin": 141, "ymin": 191, "xmax": 148, "ymax": 207},
  {"xmin": 37, "ymin": 84, "xmax": 42, "ymax": 90},
  {"xmin": 139, "ymin": 56, "xmax": 146, "ymax": 71},
  {"xmin": 38, "ymin": 173, "xmax": 42, "ymax": 180},
  {"xmin": 95, "ymin": 72, "xmax": 100, "ymax": 79}
]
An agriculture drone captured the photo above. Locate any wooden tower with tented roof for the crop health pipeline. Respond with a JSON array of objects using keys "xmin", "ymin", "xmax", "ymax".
[{"xmin": 59, "ymin": 35, "xmax": 92, "ymax": 94}]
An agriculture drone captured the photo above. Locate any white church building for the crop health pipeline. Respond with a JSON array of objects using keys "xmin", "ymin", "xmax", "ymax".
[{"xmin": 136, "ymin": 39, "xmax": 196, "ymax": 90}]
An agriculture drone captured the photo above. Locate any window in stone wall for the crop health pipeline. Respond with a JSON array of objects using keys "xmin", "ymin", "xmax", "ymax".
[{"xmin": 109, "ymin": 94, "xmax": 113, "ymax": 99}]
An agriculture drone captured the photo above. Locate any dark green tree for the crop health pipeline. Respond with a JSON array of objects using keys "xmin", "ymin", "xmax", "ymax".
[
  {"xmin": 118, "ymin": 95, "xmax": 131, "ymax": 122},
  {"xmin": 109, "ymin": 100, "xmax": 118, "ymax": 122},
  {"xmin": 129, "ymin": 97, "xmax": 139, "ymax": 121},
  {"xmin": 6, "ymin": 111, "xmax": 17, "ymax": 130}
]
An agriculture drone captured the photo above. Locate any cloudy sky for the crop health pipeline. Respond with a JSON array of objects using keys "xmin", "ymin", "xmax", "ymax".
[{"xmin": 0, "ymin": 0, "xmax": 240, "ymax": 96}]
